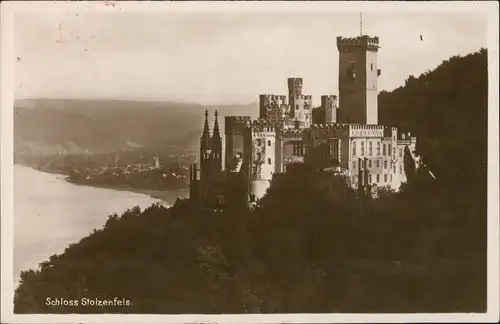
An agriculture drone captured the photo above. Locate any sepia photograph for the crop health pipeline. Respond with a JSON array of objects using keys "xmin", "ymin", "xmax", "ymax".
[{"xmin": 1, "ymin": 1, "xmax": 499, "ymax": 323}]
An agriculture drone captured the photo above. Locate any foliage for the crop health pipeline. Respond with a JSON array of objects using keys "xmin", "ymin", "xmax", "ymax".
[
  {"xmin": 14, "ymin": 49, "xmax": 487, "ymax": 314},
  {"xmin": 379, "ymin": 48, "xmax": 487, "ymax": 188}
]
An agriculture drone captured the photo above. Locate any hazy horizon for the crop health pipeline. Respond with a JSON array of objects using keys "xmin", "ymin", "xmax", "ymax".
[{"xmin": 15, "ymin": 9, "xmax": 488, "ymax": 106}]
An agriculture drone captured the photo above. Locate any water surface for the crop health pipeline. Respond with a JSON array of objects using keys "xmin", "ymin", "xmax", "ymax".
[{"xmin": 13, "ymin": 165, "xmax": 184, "ymax": 287}]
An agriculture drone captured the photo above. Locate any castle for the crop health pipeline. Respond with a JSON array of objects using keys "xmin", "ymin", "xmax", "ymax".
[{"xmin": 189, "ymin": 35, "xmax": 420, "ymax": 208}]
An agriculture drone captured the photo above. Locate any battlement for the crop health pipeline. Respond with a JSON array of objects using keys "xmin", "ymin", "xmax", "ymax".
[
  {"xmin": 321, "ymin": 95, "xmax": 338, "ymax": 108},
  {"xmin": 225, "ymin": 116, "xmax": 252, "ymax": 122},
  {"xmin": 260, "ymin": 94, "xmax": 287, "ymax": 104},
  {"xmin": 308, "ymin": 123, "xmax": 349, "ymax": 138},
  {"xmin": 337, "ymin": 35, "xmax": 380, "ymax": 52},
  {"xmin": 350, "ymin": 124, "xmax": 384, "ymax": 130},
  {"xmin": 349, "ymin": 124, "xmax": 384, "ymax": 138},
  {"xmin": 310, "ymin": 123, "xmax": 350, "ymax": 130},
  {"xmin": 281, "ymin": 128, "xmax": 306, "ymax": 139},
  {"xmin": 337, "ymin": 35, "xmax": 380, "ymax": 46},
  {"xmin": 250, "ymin": 119, "xmax": 280, "ymax": 126},
  {"xmin": 288, "ymin": 77, "xmax": 303, "ymax": 88},
  {"xmin": 225, "ymin": 116, "xmax": 252, "ymax": 134},
  {"xmin": 383, "ymin": 126, "xmax": 399, "ymax": 138}
]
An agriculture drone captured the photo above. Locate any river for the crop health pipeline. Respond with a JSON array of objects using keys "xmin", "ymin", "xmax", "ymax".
[{"xmin": 13, "ymin": 165, "xmax": 188, "ymax": 287}]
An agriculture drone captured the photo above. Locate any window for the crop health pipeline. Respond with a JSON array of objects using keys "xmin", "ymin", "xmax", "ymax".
[
  {"xmin": 349, "ymin": 61, "xmax": 355, "ymax": 70},
  {"xmin": 369, "ymin": 174, "xmax": 372, "ymax": 183},
  {"xmin": 352, "ymin": 142, "xmax": 356, "ymax": 157},
  {"xmin": 257, "ymin": 152, "xmax": 261, "ymax": 161},
  {"xmin": 384, "ymin": 174, "xmax": 388, "ymax": 182},
  {"xmin": 368, "ymin": 160, "xmax": 372, "ymax": 168},
  {"xmin": 268, "ymin": 158, "xmax": 271, "ymax": 165},
  {"xmin": 393, "ymin": 147, "xmax": 396, "ymax": 155},
  {"xmin": 257, "ymin": 139, "xmax": 261, "ymax": 146},
  {"xmin": 376, "ymin": 174, "xmax": 380, "ymax": 183},
  {"xmin": 400, "ymin": 165, "xmax": 403, "ymax": 174},
  {"xmin": 352, "ymin": 161, "xmax": 356, "ymax": 168},
  {"xmin": 369, "ymin": 142, "xmax": 372, "ymax": 156},
  {"xmin": 268, "ymin": 140, "xmax": 271, "ymax": 146},
  {"xmin": 371, "ymin": 63, "xmax": 374, "ymax": 71},
  {"xmin": 376, "ymin": 160, "xmax": 380, "ymax": 167},
  {"xmin": 393, "ymin": 165, "xmax": 396, "ymax": 173},
  {"xmin": 383, "ymin": 144, "xmax": 386, "ymax": 156},
  {"xmin": 296, "ymin": 105, "xmax": 299, "ymax": 110},
  {"xmin": 389, "ymin": 144, "xmax": 392, "ymax": 155},
  {"xmin": 390, "ymin": 174, "xmax": 393, "ymax": 182},
  {"xmin": 399, "ymin": 149, "xmax": 402, "ymax": 157},
  {"xmin": 384, "ymin": 161, "xmax": 388, "ymax": 169},
  {"xmin": 361, "ymin": 142, "xmax": 365, "ymax": 156},
  {"xmin": 249, "ymin": 194, "xmax": 256, "ymax": 202}
]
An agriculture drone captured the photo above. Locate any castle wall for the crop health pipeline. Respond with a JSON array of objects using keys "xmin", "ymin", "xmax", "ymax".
[
  {"xmin": 250, "ymin": 124, "xmax": 277, "ymax": 181},
  {"xmin": 225, "ymin": 116, "xmax": 251, "ymax": 171},
  {"xmin": 280, "ymin": 129, "xmax": 306, "ymax": 172}
]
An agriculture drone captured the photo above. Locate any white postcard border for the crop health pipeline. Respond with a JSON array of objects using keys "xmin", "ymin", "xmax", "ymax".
[{"xmin": 1, "ymin": 1, "xmax": 499, "ymax": 323}]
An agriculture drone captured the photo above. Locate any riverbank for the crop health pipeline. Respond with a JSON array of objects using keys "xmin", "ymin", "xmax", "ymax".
[
  {"xmin": 20, "ymin": 164, "xmax": 189, "ymax": 204},
  {"xmin": 65, "ymin": 178, "xmax": 189, "ymax": 203},
  {"xmin": 14, "ymin": 165, "xmax": 169, "ymax": 288}
]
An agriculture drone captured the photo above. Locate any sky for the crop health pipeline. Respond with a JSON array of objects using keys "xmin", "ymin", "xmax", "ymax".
[{"xmin": 14, "ymin": 7, "xmax": 488, "ymax": 106}]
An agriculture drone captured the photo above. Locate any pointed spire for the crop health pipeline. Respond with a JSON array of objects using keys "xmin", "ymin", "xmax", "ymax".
[
  {"xmin": 200, "ymin": 109, "xmax": 211, "ymax": 151},
  {"xmin": 211, "ymin": 110, "xmax": 222, "ymax": 152}
]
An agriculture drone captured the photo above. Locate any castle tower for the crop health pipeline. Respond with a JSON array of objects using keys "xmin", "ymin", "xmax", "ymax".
[
  {"xmin": 337, "ymin": 35, "xmax": 381, "ymax": 125},
  {"xmin": 287, "ymin": 77, "xmax": 303, "ymax": 119},
  {"xmin": 321, "ymin": 95, "xmax": 339, "ymax": 124},
  {"xmin": 210, "ymin": 110, "xmax": 223, "ymax": 172}
]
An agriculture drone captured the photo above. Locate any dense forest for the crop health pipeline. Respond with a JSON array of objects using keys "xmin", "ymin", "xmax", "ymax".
[{"xmin": 14, "ymin": 49, "xmax": 488, "ymax": 313}]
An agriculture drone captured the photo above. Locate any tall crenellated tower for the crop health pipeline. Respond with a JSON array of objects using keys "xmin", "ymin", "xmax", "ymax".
[{"xmin": 337, "ymin": 35, "xmax": 381, "ymax": 125}]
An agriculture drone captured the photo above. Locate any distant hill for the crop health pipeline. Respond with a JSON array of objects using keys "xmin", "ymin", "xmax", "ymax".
[{"xmin": 14, "ymin": 99, "xmax": 258, "ymax": 157}]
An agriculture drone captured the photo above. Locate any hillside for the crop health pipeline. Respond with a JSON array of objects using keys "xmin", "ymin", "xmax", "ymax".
[
  {"xmin": 14, "ymin": 49, "xmax": 488, "ymax": 313},
  {"xmin": 14, "ymin": 99, "xmax": 258, "ymax": 157},
  {"xmin": 14, "ymin": 166, "xmax": 484, "ymax": 313},
  {"xmin": 379, "ymin": 48, "xmax": 487, "ymax": 187}
]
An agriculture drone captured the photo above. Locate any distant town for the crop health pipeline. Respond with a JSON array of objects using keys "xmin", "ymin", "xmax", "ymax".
[{"xmin": 15, "ymin": 150, "xmax": 194, "ymax": 193}]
